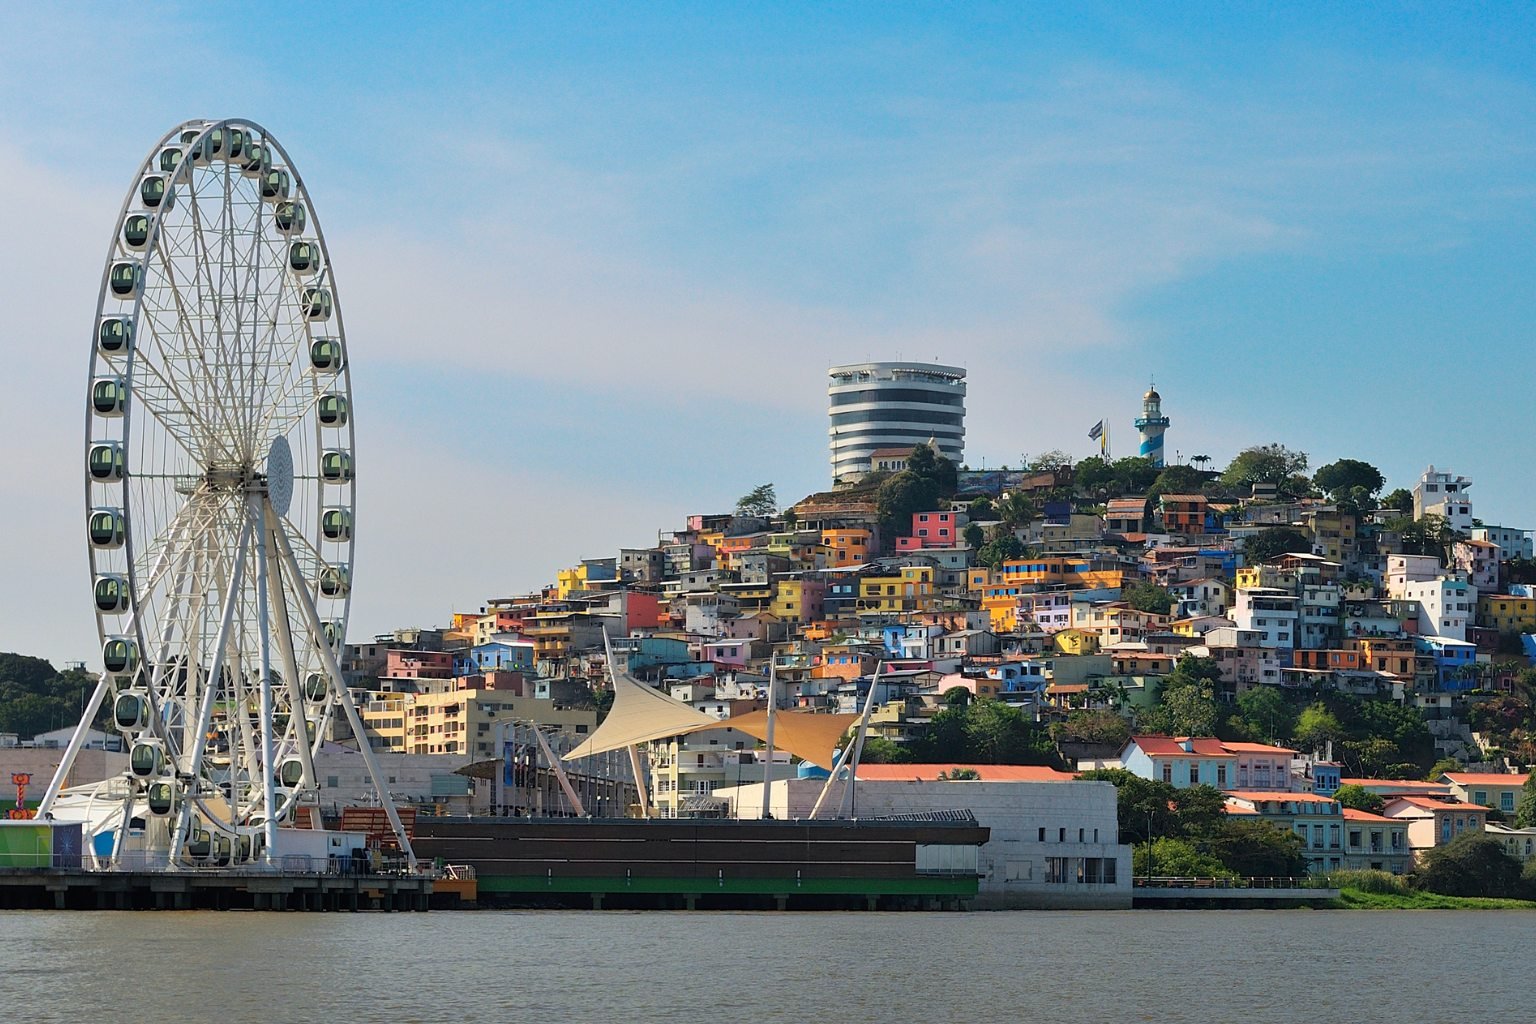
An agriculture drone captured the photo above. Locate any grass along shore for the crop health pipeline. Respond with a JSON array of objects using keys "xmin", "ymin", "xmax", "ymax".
[{"xmin": 1330, "ymin": 887, "xmax": 1536, "ymax": 910}]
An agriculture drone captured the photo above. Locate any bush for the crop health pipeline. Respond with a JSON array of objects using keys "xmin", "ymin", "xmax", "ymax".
[
  {"xmin": 1328, "ymin": 868, "xmax": 1409, "ymax": 894},
  {"xmin": 1414, "ymin": 832, "xmax": 1525, "ymax": 898}
]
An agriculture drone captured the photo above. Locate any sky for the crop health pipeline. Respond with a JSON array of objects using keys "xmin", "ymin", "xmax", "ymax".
[{"xmin": 1, "ymin": 2, "xmax": 1533, "ymax": 668}]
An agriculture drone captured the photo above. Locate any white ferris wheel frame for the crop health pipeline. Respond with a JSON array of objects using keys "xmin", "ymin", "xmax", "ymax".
[{"xmin": 37, "ymin": 118, "xmax": 414, "ymax": 872}]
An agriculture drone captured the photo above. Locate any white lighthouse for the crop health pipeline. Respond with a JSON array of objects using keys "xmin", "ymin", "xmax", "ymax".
[{"xmin": 1134, "ymin": 383, "xmax": 1170, "ymax": 468}]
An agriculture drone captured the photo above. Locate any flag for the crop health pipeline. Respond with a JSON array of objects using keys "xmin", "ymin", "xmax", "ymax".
[{"xmin": 1087, "ymin": 420, "xmax": 1104, "ymax": 441}]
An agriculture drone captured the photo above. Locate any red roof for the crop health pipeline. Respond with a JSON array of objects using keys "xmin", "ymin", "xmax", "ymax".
[
  {"xmin": 1130, "ymin": 735, "xmax": 1231, "ymax": 759},
  {"xmin": 1341, "ymin": 807, "xmax": 1395, "ymax": 823},
  {"xmin": 1225, "ymin": 791, "xmax": 1337, "ymax": 805},
  {"xmin": 1386, "ymin": 796, "xmax": 1489, "ymax": 813},
  {"xmin": 1221, "ymin": 741, "xmax": 1300, "ymax": 757},
  {"xmin": 1223, "ymin": 799, "xmax": 1260, "ymax": 816},
  {"xmin": 1442, "ymin": 772, "xmax": 1530, "ymax": 787},
  {"xmin": 1340, "ymin": 778, "xmax": 1451, "ymax": 793},
  {"xmin": 855, "ymin": 763, "xmax": 1077, "ymax": 783}
]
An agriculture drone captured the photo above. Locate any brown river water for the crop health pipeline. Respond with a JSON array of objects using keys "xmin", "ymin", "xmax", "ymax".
[{"xmin": 1, "ymin": 908, "xmax": 1530, "ymax": 1023}]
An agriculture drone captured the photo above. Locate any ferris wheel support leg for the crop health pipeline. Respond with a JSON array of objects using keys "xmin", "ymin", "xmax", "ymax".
[
  {"xmin": 264, "ymin": 516, "xmax": 319, "ymax": 794},
  {"xmin": 170, "ymin": 514, "xmax": 255, "ymax": 865},
  {"xmin": 251, "ymin": 497, "xmax": 280, "ymax": 867},
  {"xmin": 269, "ymin": 521, "xmax": 419, "ymax": 872},
  {"xmin": 34, "ymin": 671, "xmax": 115, "ymax": 817},
  {"xmin": 42, "ymin": 512, "xmax": 197, "ymax": 819}
]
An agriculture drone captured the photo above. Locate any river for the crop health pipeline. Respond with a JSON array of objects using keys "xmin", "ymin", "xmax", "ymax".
[{"xmin": 1, "ymin": 909, "xmax": 1529, "ymax": 1023}]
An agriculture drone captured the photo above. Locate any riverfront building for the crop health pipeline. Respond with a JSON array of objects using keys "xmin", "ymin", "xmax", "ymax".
[{"xmin": 828, "ymin": 361, "xmax": 966, "ymax": 483}]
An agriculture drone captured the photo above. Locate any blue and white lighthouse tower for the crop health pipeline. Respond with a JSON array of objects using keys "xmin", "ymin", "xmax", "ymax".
[{"xmin": 1134, "ymin": 383, "xmax": 1170, "ymax": 468}]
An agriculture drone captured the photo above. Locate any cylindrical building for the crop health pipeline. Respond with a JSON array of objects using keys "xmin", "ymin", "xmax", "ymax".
[
  {"xmin": 1134, "ymin": 385, "xmax": 1170, "ymax": 468},
  {"xmin": 828, "ymin": 362, "xmax": 966, "ymax": 482}
]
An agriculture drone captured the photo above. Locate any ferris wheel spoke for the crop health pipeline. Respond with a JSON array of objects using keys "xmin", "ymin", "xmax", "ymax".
[{"xmin": 147, "ymin": 230, "xmax": 245, "ymax": 457}]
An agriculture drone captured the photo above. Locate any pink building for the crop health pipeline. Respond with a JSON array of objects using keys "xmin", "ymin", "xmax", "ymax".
[
  {"xmin": 385, "ymin": 649, "xmax": 453, "ymax": 679},
  {"xmin": 910, "ymin": 511, "xmax": 959, "ymax": 548}
]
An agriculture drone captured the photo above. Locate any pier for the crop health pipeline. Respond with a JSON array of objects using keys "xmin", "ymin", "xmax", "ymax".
[{"xmin": 0, "ymin": 867, "xmax": 432, "ymax": 911}]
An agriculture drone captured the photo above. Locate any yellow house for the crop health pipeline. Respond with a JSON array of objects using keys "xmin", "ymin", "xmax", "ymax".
[
  {"xmin": 1053, "ymin": 628, "xmax": 1100, "ymax": 655},
  {"xmin": 821, "ymin": 528, "xmax": 873, "ymax": 568},
  {"xmin": 1305, "ymin": 509, "xmax": 1357, "ymax": 564},
  {"xmin": 1069, "ymin": 603, "xmax": 1168, "ymax": 642},
  {"xmin": 858, "ymin": 566, "xmax": 936, "ymax": 616},
  {"xmin": 967, "ymin": 567, "xmax": 996, "ymax": 592},
  {"xmin": 978, "ymin": 582, "xmax": 1027, "ymax": 632},
  {"xmin": 1442, "ymin": 772, "xmax": 1529, "ymax": 815},
  {"xmin": 1000, "ymin": 557, "xmax": 1124, "ymax": 590},
  {"xmin": 360, "ymin": 690, "xmax": 596, "ymax": 758},
  {"xmin": 772, "ymin": 579, "xmax": 823, "ymax": 623},
  {"xmin": 1479, "ymin": 595, "xmax": 1536, "ymax": 634}
]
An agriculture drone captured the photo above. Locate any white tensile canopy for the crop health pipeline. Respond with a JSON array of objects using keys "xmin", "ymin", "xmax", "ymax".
[
  {"xmin": 561, "ymin": 668, "xmax": 859, "ymax": 770},
  {"xmin": 560, "ymin": 669, "xmax": 720, "ymax": 761}
]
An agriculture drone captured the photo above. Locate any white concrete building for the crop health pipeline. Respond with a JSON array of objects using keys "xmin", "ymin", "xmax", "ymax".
[
  {"xmin": 1232, "ymin": 588, "xmax": 1300, "ymax": 649},
  {"xmin": 1402, "ymin": 578, "xmax": 1478, "ymax": 641},
  {"xmin": 828, "ymin": 362, "xmax": 967, "ymax": 483},
  {"xmin": 1413, "ymin": 465, "xmax": 1474, "ymax": 533},
  {"xmin": 1385, "ymin": 554, "xmax": 1443, "ymax": 598},
  {"xmin": 1473, "ymin": 525, "xmax": 1532, "ymax": 561},
  {"xmin": 715, "ymin": 769, "xmax": 1131, "ymax": 909}
]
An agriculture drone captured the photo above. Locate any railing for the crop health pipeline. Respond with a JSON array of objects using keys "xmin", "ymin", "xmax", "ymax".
[{"xmin": 1133, "ymin": 876, "xmax": 1316, "ymax": 890}]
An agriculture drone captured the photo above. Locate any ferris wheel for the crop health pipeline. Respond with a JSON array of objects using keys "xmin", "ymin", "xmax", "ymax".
[{"xmin": 38, "ymin": 119, "xmax": 413, "ymax": 871}]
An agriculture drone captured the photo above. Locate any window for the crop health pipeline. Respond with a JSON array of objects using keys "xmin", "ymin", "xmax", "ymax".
[
  {"xmin": 1189, "ymin": 765, "xmax": 1199, "ymax": 786},
  {"xmin": 1039, "ymin": 827, "xmax": 1046, "ymax": 842},
  {"xmin": 1217, "ymin": 765, "xmax": 1227, "ymax": 788},
  {"xmin": 1162, "ymin": 764, "xmax": 1173, "ymax": 784},
  {"xmin": 325, "ymin": 775, "xmax": 339, "ymax": 788},
  {"xmin": 1044, "ymin": 857, "xmax": 1069, "ymax": 884}
]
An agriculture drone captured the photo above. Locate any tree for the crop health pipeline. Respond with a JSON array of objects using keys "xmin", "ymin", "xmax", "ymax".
[
  {"xmin": 962, "ymin": 522, "xmax": 984, "ymax": 549},
  {"xmin": 941, "ymin": 685, "xmax": 973, "ymax": 707},
  {"xmin": 1134, "ymin": 837, "xmax": 1233, "ymax": 879},
  {"xmin": 1149, "ymin": 463, "xmax": 1209, "ymax": 497},
  {"xmin": 1294, "ymin": 703, "xmax": 1344, "ymax": 754},
  {"xmin": 1143, "ymin": 685, "xmax": 1219, "ymax": 737},
  {"xmin": 1415, "ymin": 831, "xmax": 1525, "ymax": 898},
  {"xmin": 859, "ymin": 736, "xmax": 915, "ymax": 764},
  {"xmin": 1205, "ymin": 819, "xmax": 1308, "ymax": 877},
  {"xmin": 967, "ymin": 496, "xmax": 995, "ymax": 520},
  {"xmin": 876, "ymin": 471, "xmax": 941, "ymax": 540},
  {"xmin": 1424, "ymin": 757, "xmax": 1462, "ymax": 782},
  {"xmin": 1121, "ymin": 580, "xmax": 1173, "ymax": 615},
  {"xmin": 734, "ymin": 483, "xmax": 777, "ymax": 518},
  {"xmin": 913, "ymin": 699, "xmax": 1062, "ymax": 767},
  {"xmin": 1220, "ymin": 444, "xmax": 1309, "ymax": 489},
  {"xmin": 1078, "ymin": 769, "xmax": 1182, "ymax": 844},
  {"xmin": 0, "ymin": 653, "xmax": 103, "ymax": 738},
  {"xmin": 1517, "ymin": 774, "xmax": 1536, "ymax": 829},
  {"xmin": 975, "ymin": 533, "xmax": 1026, "ymax": 569},
  {"xmin": 1313, "ymin": 459, "xmax": 1385, "ymax": 500},
  {"xmin": 1381, "ymin": 488, "xmax": 1414, "ymax": 516},
  {"xmin": 1172, "ymin": 785, "xmax": 1229, "ymax": 837},
  {"xmin": 1242, "ymin": 527, "xmax": 1314, "ymax": 565},
  {"xmin": 1027, "ymin": 450, "xmax": 1075, "ymax": 475},
  {"xmin": 1052, "ymin": 709, "xmax": 1131, "ymax": 749},
  {"xmin": 1163, "ymin": 655, "xmax": 1225, "ymax": 692},
  {"xmin": 1332, "ymin": 784, "xmax": 1386, "ymax": 815},
  {"xmin": 1234, "ymin": 686, "xmax": 1296, "ymax": 743},
  {"xmin": 994, "ymin": 491, "xmax": 1038, "ymax": 528},
  {"xmin": 1074, "ymin": 456, "xmax": 1159, "ymax": 498},
  {"xmin": 1390, "ymin": 514, "xmax": 1460, "ymax": 562}
]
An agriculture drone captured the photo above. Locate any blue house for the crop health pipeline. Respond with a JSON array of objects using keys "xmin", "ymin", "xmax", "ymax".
[
  {"xmin": 455, "ymin": 641, "xmax": 535, "ymax": 677},
  {"xmin": 1416, "ymin": 636, "xmax": 1480, "ymax": 691}
]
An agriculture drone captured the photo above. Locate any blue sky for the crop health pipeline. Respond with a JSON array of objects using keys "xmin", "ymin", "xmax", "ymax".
[{"xmin": 2, "ymin": 2, "xmax": 1533, "ymax": 666}]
